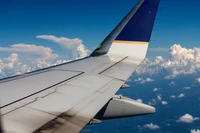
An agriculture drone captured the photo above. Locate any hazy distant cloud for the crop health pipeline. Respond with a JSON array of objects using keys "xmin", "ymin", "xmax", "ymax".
[
  {"xmin": 153, "ymin": 88, "xmax": 161, "ymax": 92},
  {"xmin": 126, "ymin": 78, "xmax": 132, "ymax": 82},
  {"xmin": 0, "ymin": 44, "xmax": 58, "ymax": 60},
  {"xmin": 161, "ymin": 101, "xmax": 168, "ymax": 105},
  {"xmin": 170, "ymin": 95, "xmax": 176, "ymax": 98},
  {"xmin": 143, "ymin": 123, "xmax": 160, "ymax": 129},
  {"xmin": 134, "ymin": 77, "xmax": 154, "ymax": 84},
  {"xmin": 153, "ymin": 88, "xmax": 158, "ymax": 91},
  {"xmin": 148, "ymin": 99, "xmax": 157, "ymax": 106},
  {"xmin": 178, "ymin": 93, "xmax": 185, "ymax": 98},
  {"xmin": 36, "ymin": 35, "xmax": 90, "ymax": 59},
  {"xmin": 196, "ymin": 78, "xmax": 200, "ymax": 84},
  {"xmin": 182, "ymin": 87, "xmax": 191, "ymax": 90},
  {"xmin": 157, "ymin": 94, "xmax": 162, "ymax": 101},
  {"xmin": 134, "ymin": 78, "xmax": 143, "ymax": 82},
  {"xmin": 191, "ymin": 129, "xmax": 200, "ymax": 133},
  {"xmin": 177, "ymin": 114, "xmax": 199, "ymax": 123},
  {"xmin": 136, "ymin": 99, "xmax": 143, "ymax": 103},
  {"xmin": 169, "ymin": 81, "xmax": 176, "ymax": 86},
  {"xmin": 170, "ymin": 94, "xmax": 184, "ymax": 99},
  {"xmin": 136, "ymin": 44, "xmax": 200, "ymax": 79}
]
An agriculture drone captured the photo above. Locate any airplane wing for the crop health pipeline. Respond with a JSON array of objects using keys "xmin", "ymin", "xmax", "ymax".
[{"xmin": 0, "ymin": 0, "xmax": 160, "ymax": 132}]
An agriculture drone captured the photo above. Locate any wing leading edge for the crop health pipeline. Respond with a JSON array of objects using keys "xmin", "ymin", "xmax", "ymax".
[{"xmin": 0, "ymin": 0, "xmax": 160, "ymax": 132}]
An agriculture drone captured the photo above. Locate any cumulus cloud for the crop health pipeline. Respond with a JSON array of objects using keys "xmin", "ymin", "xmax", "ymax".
[
  {"xmin": 0, "ymin": 44, "xmax": 58, "ymax": 60},
  {"xmin": 0, "ymin": 53, "xmax": 29, "ymax": 77},
  {"xmin": 36, "ymin": 35, "xmax": 90, "ymax": 59},
  {"xmin": 134, "ymin": 78, "xmax": 143, "ymax": 82},
  {"xmin": 182, "ymin": 87, "xmax": 191, "ymax": 90},
  {"xmin": 136, "ymin": 44, "xmax": 200, "ymax": 79},
  {"xmin": 170, "ymin": 95, "xmax": 176, "ymax": 98},
  {"xmin": 153, "ymin": 88, "xmax": 160, "ymax": 92},
  {"xmin": 0, "ymin": 53, "xmax": 70, "ymax": 78},
  {"xmin": 177, "ymin": 114, "xmax": 199, "ymax": 123},
  {"xmin": 161, "ymin": 101, "xmax": 168, "ymax": 105},
  {"xmin": 157, "ymin": 94, "xmax": 162, "ymax": 101},
  {"xmin": 148, "ymin": 99, "xmax": 157, "ymax": 105},
  {"xmin": 191, "ymin": 129, "xmax": 200, "ymax": 133},
  {"xmin": 136, "ymin": 99, "xmax": 143, "ymax": 103},
  {"xmin": 178, "ymin": 93, "xmax": 185, "ymax": 98},
  {"xmin": 143, "ymin": 123, "xmax": 160, "ymax": 129},
  {"xmin": 196, "ymin": 78, "xmax": 200, "ymax": 84},
  {"xmin": 0, "ymin": 35, "xmax": 91, "ymax": 78},
  {"xmin": 134, "ymin": 77, "xmax": 154, "ymax": 84},
  {"xmin": 153, "ymin": 88, "xmax": 158, "ymax": 91},
  {"xmin": 169, "ymin": 81, "xmax": 176, "ymax": 86}
]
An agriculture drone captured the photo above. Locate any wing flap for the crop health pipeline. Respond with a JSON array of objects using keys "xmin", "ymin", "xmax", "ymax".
[
  {"xmin": 34, "ymin": 79, "xmax": 124, "ymax": 133},
  {"xmin": 2, "ymin": 74, "xmax": 124, "ymax": 133},
  {"xmin": 3, "ymin": 107, "xmax": 56, "ymax": 133}
]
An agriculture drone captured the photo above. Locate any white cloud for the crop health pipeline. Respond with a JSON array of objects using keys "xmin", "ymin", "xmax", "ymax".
[
  {"xmin": 157, "ymin": 94, "xmax": 162, "ymax": 101},
  {"xmin": 0, "ymin": 53, "xmax": 70, "ymax": 78},
  {"xmin": 161, "ymin": 101, "xmax": 168, "ymax": 105},
  {"xmin": 0, "ymin": 53, "xmax": 29, "ymax": 77},
  {"xmin": 126, "ymin": 78, "xmax": 132, "ymax": 82},
  {"xmin": 170, "ymin": 95, "xmax": 176, "ymax": 98},
  {"xmin": 0, "ymin": 44, "xmax": 58, "ymax": 60},
  {"xmin": 143, "ymin": 123, "xmax": 160, "ymax": 129},
  {"xmin": 0, "ymin": 35, "xmax": 91, "ymax": 78},
  {"xmin": 136, "ymin": 99, "xmax": 143, "ymax": 103},
  {"xmin": 177, "ymin": 114, "xmax": 199, "ymax": 123},
  {"xmin": 169, "ymin": 81, "xmax": 176, "ymax": 86},
  {"xmin": 148, "ymin": 99, "xmax": 157, "ymax": 105},
  {"xmin": 178, "ymin": 93, "xmax": 185, "ymax": 98},
  {"xmin": 136, "ymin": 44, "xmax": 200, "ymax": 79},
  {"xmin": 191, "ymin": 129, "xmax": 200, "ymax": 133},
  {"xmin": 182, "ymin": 87, "xmax": 191, "ymax": 90},
  {"xmin": 134, "ymin": 77, "xmax": 154, "ymax": 84},
  {"xmin": 153, "ymin": 88, "xmax": 160, "ymax": 92},
  {"xmin": 196, "ymin": 78, "xmax": 200, "ymax": 84},
  {"xmin": 36, "ymin": 35, "xmax": 90, "ymax": 59},
  {"xmin": 146, "ymin": 78, "xmax": 154, "ymax": 82},
  {"xmin": 134, "ymin": 78, "xmax": 143, "ymax": 82}
]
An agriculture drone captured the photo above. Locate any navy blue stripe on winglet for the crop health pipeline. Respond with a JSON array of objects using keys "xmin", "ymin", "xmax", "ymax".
[{"xmin": 116, "ymin": 0, "xmax": 160, "ymax": 42}]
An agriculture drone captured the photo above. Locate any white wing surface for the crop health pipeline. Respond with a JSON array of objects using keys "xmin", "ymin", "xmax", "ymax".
[{"xmin": 0, "ymin": 0, "xmax": 160, "ymax": 132}]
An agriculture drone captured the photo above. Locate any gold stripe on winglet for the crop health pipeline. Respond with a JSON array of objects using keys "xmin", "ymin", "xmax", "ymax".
[{"xmin": 113, "ymin": 40, "xmax": 149, "ymax": 45}]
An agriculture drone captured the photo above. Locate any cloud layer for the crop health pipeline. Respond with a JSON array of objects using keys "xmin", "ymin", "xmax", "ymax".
[
  {"xmin": 0, "ymin": 35, "xmax": 91, "ymax": 78},
  {"xmin": 0, "ymin": 43, "xmax": 58, "ymax": 60},
  {"xmin": 0, "ymin": 53, "xmax": 69, "ymax": 78},
  {"xmin": 178, "ymin": 93, "xmax": 185, "ymax": 98},
  {"xmin": 191, "ymin": 129, "xmax": 200, "ymax": 133},
  {"xmin": 134, "ymin": 78, "xmax": 154, "ymax": 84},
  {"xmin": 177, "ymin": 114, "xmax": 199, "ymax": 123},
  {"xmin": 136, "ymin": 44, "xmax": 200, "ymax": 79},
  {"xmin": 36, "ymin": 35, "xmax": 90, "ymax": 59},
  {"xmin": 143, "ymin": 123, "xmax": 160, "ymax": 129}
]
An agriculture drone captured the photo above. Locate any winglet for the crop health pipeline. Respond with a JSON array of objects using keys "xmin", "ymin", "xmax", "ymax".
[{"xmin": 90, "ymin": 0, "xmax": 160, "ymax": 59}]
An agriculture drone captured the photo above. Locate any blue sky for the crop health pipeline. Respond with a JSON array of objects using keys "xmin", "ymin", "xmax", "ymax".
[{"xmin": 1, "ymin": 0, "xmax": 200, "ymax": 59}]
